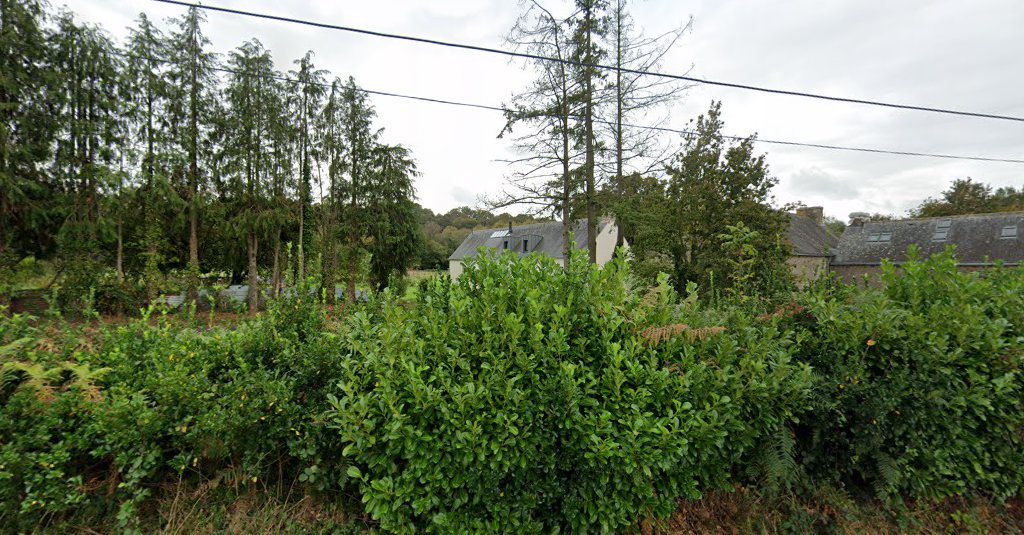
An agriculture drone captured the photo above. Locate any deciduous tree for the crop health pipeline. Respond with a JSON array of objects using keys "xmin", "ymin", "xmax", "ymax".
[{"xmin": 631, "ymin": 101, "xmax": 790, "ymax": 295}]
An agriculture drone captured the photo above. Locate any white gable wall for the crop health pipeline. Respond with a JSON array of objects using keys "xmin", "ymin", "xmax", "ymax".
[
  {"xmin": 449, "ymin": 259, "xmax": 464, "ymax": 279},
  {"xmin": 595, "ymin": 222, "xmax": 624, "ymax": 265}
]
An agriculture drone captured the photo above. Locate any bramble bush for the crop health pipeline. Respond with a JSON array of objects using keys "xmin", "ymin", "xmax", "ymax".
[
  {"xmin": 329, "ymin": 251, "xmax": 812, "ymax": 533},
  {"xmin": 794, "ymin": 247, "xmax": 1024, "ymax": 500}
]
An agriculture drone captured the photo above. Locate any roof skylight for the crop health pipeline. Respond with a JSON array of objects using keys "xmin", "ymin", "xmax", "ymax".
[
  {"xmin": 868, "ymin": 232, "xmax": 892, "ymax": 243},
  {"xmin": 933, "ymin": 219, "xmax": 951, "ymax": 242}
]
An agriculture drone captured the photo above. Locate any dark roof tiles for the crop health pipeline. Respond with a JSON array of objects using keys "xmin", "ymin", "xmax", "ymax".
[
  {"xmin": 448, "ymin": 219, "xmax": 612, "ymax": 261},
  {"xmin": 832, "ymin": 211, "xmax": 1024, "ymax": 265},
  {"xmin": 788, "ymin": 213, "xmax": 837, "ymax": 257}
]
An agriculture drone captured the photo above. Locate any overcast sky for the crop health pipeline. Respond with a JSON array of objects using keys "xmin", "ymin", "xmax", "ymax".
[{"xmin": 66, "ymin": 0, "xmax": 1024, "ymax": 222}]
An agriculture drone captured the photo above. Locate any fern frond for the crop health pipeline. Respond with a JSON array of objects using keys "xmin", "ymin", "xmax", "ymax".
[
  {"xmin": 749, "ymin": 425, "xmax": 800, "ymax": 497},
  {"xmin": 639, "ymin": 324, "xmax": 727, "ymax": 346},
  {"xmin": 3, "ymin": 361, "xmax": 63, "ymax": 402},
  {"xmin": 63, "ymin": 362, "xmax": 112, "ymax": 402},
  {"xmin": 873, "ymin": 452, "xmax": 900, "ymax": 497},
  {"xmin": 0, "ymin": 337, "xmax": 32, "ymax": 358}
]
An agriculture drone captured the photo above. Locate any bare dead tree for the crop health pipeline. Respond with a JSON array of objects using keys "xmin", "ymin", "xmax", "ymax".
[
  {"xmin": 490, "ymin": 1, "xmax": 584, "ymax": 269},
  {"xmin": 601, "ymin": 0, "xmax": 693, "ymax": 244}
]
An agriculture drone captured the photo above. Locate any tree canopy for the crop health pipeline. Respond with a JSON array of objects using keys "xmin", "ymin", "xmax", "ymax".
[
  {"xmin": 0, "ymin": 3, "xmax": 423, "ymax": 310},
  {"xmin": 615, "ymin": 101, "xmax": 792, "ymax": 295},
  {"xmin": 914, "ymin": 178, "xmax": 1024, "ymax": 218}
]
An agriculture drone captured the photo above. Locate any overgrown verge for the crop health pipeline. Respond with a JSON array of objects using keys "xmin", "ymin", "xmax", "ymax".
[
  {"xmin": 2, "ymin": 248, "xmax": 1023, "ymax": 533},
  {"xmin": 0, "ymin": 280, "xmax": 357, "ymax": 533}
]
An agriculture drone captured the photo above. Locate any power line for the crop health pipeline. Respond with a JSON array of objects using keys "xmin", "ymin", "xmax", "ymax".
[
  {"xmin": 113, "ymin": 49, "xmax": 1024, "ymax": 165},
  {"xmin": 114, "ymin": 48, "xmax": 505, "ymax": 112},
  {"xmin": 629, "ymin": 123, "xmax": 1024, "ymax": 164},
  {"xmin": 153, "ymin": 0, "xmax": 1024, "ymax": 124}
]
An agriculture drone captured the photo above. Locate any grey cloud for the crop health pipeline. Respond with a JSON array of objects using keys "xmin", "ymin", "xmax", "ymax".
[
  {"xmin": 784, "ymin": 167, "xmax": 860, "ymax": 200},
  {"xmin": 450, "ymin": 186, "xmax": 479, "ymax": 207}
]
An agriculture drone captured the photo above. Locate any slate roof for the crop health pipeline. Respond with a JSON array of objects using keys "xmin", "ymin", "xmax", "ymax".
[
  {"xmin": 832, "ymin": 211, "xmax": 1024, "ymax": 266},
  {"xmin": 448, "ymin": 219, "xmax": 613, "ymax": 261},
  {"xmin": 788, "ymin": 213, "xmax": 838, "ymax": 257}
]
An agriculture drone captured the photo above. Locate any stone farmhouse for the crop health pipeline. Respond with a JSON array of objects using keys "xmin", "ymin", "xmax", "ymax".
[
  {"xmin": 831, "ymin": 211, "xmax": 1024, "ymax": 282},
  {"xmin": 786, "ymin": 207, "xmax": 838, "ymax": 287}
]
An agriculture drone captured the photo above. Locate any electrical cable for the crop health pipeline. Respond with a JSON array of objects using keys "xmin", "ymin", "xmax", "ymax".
[
  {"xmin": 113, "ymin": 49, "xmax": 1024, "ymax": 164},
  {"xmin": 152, "ymin": 0, "xmax": 1024, "ymax": 123}
]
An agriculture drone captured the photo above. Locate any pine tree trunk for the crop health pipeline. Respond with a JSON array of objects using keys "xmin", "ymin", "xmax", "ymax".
[
  {"xmin": 584, "ymin": 2, "xmax": 598, "ymax": 264},
  {"xmin": 346, "ymin": 238, "xmax": 356, "ymax": 303},
  {"xmin": 322, "ymin": 174, "xmax": 337, "ymax": 304},
  {"xmin": 297, "ymin": 201, "xmax": 305, "ymax": 280},
  {"xmin": 144, "ymin": 78, "xmax": 158, "ymax": 300},
  {"xmin": 323, "ymin": 239, "xmax": 336, "ymax": 305},
  {"xmin": 186, "ymin": 31, "xmax": 200, "ymax": 305},
  {"xmin": 614, "ymin": 3, "xmax": 625, "ymax": 249},
  {"xmin": 188, "ymin": 201, "xmax": 199, "ymax": 299},
  {"xmin": 271, "ymin": 228, "xmax": 281, "ymax": 298},
  {"xmin": 561, "ymin": 93, "xmax": 572, "ymax": 271},
  {"xmin": 116, "ymin": 220, "xmax": 124, "ymax": 283},
  {"xmin": 247, "ymin": 232, "xmax": 259, "ymax": 315},
  {"xmin": 298, "ymin": 93, "xmax": 308, "ymax": 280},
  {"xmin": 347, "ymin": 142, "xmax": 358, "ymax": 303}
]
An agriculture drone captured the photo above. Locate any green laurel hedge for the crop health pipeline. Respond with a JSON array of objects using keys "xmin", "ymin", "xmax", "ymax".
[{"xmin": 329, "ymin": 251, "xmax": 811, "ymax": 533}]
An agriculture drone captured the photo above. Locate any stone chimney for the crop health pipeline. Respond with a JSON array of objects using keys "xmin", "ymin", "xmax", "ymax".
[
  {"xmin": 849, "ymin": 212, "xmax": 869, "ymax": 227},
  {"xmin": 796, "ymin": 206, "xmax": 824, "ymax": 226}
]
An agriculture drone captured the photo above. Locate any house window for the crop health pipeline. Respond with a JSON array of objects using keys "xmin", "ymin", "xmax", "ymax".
[
  {"xmin": 503, "ymin": 240, "xmax": 509, "ymax": 250},
  {"xmin": 933, "ymin": 219, "xmax": 951, "ymax": 241},
  {"xmin": 1001, "ymin": 225, "xmax": 1018, "ymax": 239},
  {"xmin": 867, "ymin": 233, "xmax": 879, "ymax": 242},
  {"xmin": 879, "ymin": 232, "xmax": 892, "ymax": 242},
  {"xmin": 522, "ymin": 239, "xmax": 529, "ymax": 252}
]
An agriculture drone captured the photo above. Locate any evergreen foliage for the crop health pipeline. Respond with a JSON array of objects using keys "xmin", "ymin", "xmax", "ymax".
[
  {"xmin": 613, "ymin": 101, "xmax": 793, "ymax": 297},
  {"xmin": 0, "ymin": 4, "xmax": 422, "ymax": 310},
  {"xmin": 794, "ymin": 248, "xmax": 1024, "ymax": 500},
  {"xmin": 330, "ymin": 250, "xmax": 810, "ymax": 533}
]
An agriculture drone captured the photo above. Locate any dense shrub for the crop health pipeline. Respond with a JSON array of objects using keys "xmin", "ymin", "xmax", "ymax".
[
  {"xmin": 3, "ymin": 248, "xmax": 1024, "ymax": 531},
  {"xmin": 0, "ymin": 289, "xmax": 347, "ymax": 532},
  {"xmin": 329, "ymin": 251, "xmax": 811, "ymax": 533},
  {"xmin": 795, "ymin": 248, "xmax": 1024, "ymax": 499},
  {"xmin": 657, "ymin": 289, "xmax": 814, "ymax": 494}
]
